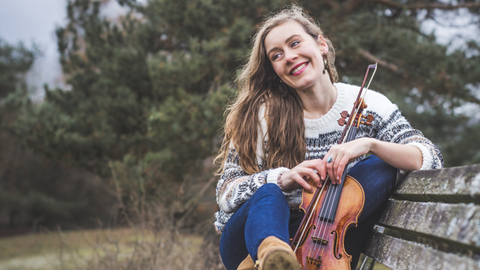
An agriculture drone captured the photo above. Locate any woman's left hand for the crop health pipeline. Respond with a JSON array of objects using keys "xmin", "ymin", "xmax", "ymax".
[{"xmin": 323, "ymin": 137, "xmax": 374, "ymax": 184}]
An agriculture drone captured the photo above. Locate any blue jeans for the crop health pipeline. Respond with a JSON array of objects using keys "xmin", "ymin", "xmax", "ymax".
[{"xmin": 219, "ymin": 155, "xmax": 397, "ymax": 270}]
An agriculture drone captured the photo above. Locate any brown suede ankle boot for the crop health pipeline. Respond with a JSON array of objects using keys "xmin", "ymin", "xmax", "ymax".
[
  {"xmin": 237, "ymin": 255, "xmax": 255, "ymax": 270},
  {"xmin": 254, "ymin": 236, "xmax": 302, "ymax": 270}
]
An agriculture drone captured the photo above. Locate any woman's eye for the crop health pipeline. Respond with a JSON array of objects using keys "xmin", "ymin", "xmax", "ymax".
[
  {"xmin": 272, "ymin": 53, "xmax": 281, "ymax": 60},
  {"xmin": 291, "ymin": 41, "xmax": 300, "ymax": 47}
]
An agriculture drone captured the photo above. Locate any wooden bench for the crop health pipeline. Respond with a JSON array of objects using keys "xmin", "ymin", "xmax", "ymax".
[{"xmin": 359, "ymin": 164, "xmax": 480, "ymax": 270}]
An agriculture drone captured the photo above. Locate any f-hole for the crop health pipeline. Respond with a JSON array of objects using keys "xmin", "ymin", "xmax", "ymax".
[{"xmin": 331, "ymin": 230, "xmax": 342, "ymax": 260}]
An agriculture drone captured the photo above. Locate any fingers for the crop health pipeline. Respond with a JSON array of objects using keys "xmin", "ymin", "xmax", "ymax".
[
  {"xmin": 325, "ymin": 154, "xmax": 336, "ymax": 184},
  {"xmin": 285, "ymin": 160, "xmax": 326, "ymax": 192},
  {"xmin": 299, "ymin": 160, "xmax": 326, "ymax": 188},
  {"xmin": 294, "ymin": 167, "xmax": 321, "ymax": 192},
  {"xmin": 294, "ymin": 175, "xmax": 315, "ymax": 193},
  {"xmin": 335, "ymin": 155, "xmax": 349, "ymax": 184},
  {"xmin": 324, "ymin": 147, "xmax": 349, "ymax": 185},
  {"xmin": 323, "ymin": 138, "xmax": 372, "ymax": 184}
]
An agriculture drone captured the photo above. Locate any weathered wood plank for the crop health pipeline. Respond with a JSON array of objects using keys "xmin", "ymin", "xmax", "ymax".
[
  {"xmin": 393, "ymin": 165, "xmax": 480, "ymax": 203},
  {"xmin": 378, "ymin": 199, "xmax": 480, "ymax": 250},
  {"xmin": 357, "ymin": 254, "xmax": 376, "ymax": 270},
  {"xmin": 364, "ymin": 231, "xmax": 480, "ymax": 270}
]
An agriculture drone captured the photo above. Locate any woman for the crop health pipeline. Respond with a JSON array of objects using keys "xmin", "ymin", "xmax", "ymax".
[{"xmin": 214, "ymin": 5, "xmax": 443, "ymax": 270}]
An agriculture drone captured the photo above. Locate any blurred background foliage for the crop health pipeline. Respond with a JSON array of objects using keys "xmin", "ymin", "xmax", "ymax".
[{"xmin": 1, "ymin": 0, "xmax": 480, "ymax": 234}]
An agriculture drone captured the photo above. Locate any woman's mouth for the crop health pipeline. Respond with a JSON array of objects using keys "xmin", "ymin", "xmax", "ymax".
[{"xmin": 290, "ymin": 62, "xmax": 308, "ymax": 75}]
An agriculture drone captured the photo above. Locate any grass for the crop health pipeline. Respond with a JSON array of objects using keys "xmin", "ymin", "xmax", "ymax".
[
  {"xmin": 0, "ymin": 228, "xmax": 390, "ymax": 270},
  {"xmin": 0, "ymin": 228, "xmax": 206, "ymax": 270}
]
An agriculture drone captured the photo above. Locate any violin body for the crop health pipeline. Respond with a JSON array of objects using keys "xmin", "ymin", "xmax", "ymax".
[{"xmin": 291, "ymin": 176, "xmax": 365, "ymax": 270}]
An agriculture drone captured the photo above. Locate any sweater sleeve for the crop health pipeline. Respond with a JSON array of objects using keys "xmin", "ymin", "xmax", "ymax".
[
  {"xmin": 213, "ymin": 147, "xmax": 289, "ymax": 233},
  {"xmin": 215, "ymin": 148, "xmax": 289, "ymax": 214},
  {"xmin": 372, "ymin": 99, "xmax": 443, "ymax": 170}
]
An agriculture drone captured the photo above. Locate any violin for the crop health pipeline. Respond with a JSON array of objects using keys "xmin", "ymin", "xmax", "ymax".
[{"xmin": 290, "ymin": 64, "xmax": 378, "ymax": 270}]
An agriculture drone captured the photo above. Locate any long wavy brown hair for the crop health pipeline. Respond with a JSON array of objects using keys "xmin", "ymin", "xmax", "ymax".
[{"xmin": 216, "ymin": 5, "xmax": 338, "ymax": 174}]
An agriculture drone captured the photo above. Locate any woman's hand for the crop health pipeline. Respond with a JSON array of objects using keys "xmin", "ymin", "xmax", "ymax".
[
  {"xmin": 281, "ymin": 137, "xmax": 422, "ymax": 189},
  {"xmin": 323, "ymin": 138, "xmax": 374, "ymax": 184},
  {"xmin": 280, "ymin": 159, "xmax": 328, "ymax": 193}
]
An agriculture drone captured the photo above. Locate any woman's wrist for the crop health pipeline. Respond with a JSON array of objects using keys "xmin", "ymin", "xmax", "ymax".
[
  {"xmin": 365, "ymin": 137, "xmax": 378, "ymax": 155},
  {"xmin": 277, "ymin": 171, "xmax": 288, "ymax": 191}
]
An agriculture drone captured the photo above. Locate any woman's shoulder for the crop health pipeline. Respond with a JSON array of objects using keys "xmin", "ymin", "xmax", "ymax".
[{"xmin": 335, "ymin": 82, "xmax": 398, "ymax": 116}]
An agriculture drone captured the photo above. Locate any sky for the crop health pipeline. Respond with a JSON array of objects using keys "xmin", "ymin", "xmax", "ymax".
[
  {"xmin": 0, "ymin": 0, "xmax": 136, "ymax": 99},
  {"xmin": 0, "ymin": 0, "xmax": 66, "ymax": 98}
]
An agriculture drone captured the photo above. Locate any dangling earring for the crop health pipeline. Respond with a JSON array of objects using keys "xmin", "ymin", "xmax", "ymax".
[{"xmin": 323, "ymin": 54, "xmax": 328, "ymax": 74}]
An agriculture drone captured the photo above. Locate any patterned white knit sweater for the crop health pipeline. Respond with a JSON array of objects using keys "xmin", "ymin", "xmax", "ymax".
[{"xmin": 214, "ymin": 83, "xmax": 443, "ymax": 233}]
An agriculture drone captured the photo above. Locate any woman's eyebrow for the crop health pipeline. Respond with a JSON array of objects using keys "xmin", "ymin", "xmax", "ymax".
[{"xmin": 266, "ymin": 34, "xmax": 301, "ymax": 56}]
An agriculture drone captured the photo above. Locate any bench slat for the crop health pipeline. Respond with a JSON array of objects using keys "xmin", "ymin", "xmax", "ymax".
[
  {"xmin": 364, "ymin": 231, "xmax": 480, "ymax": 270},
  {"xmin": 393, "ymin": 165, "xmax": 480, "ymax": 203},
  {"xmin": 378, "ymin": 199, "xmax": 480, "ymax": 250}
]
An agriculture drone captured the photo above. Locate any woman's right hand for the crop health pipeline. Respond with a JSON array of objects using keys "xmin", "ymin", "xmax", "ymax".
[{"xmin": 279, "ymin": 159, "xmax": 327, "ymax": 193}]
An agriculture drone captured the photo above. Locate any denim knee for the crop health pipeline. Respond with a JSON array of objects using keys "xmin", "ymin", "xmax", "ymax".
[{"xmin": 251, "ymin": 183, "xmax": 289, "ymax": 209}]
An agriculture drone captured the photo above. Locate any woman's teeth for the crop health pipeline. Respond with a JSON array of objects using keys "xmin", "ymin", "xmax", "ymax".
[{"xmin": 291, "ymin": 63, "xmax": 307, "ymax": 74}]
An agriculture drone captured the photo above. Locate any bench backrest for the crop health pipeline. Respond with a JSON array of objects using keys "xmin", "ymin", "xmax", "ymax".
[{"xmin": 360, "ymin": 164, "xmax": 480, "ymax": 270}]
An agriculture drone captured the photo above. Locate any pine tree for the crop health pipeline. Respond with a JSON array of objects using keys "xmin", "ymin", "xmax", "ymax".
[
  {"xmin": 0, "ymin": 39, "xmax": 115, "ymax": 231},
  {"xmin": 10, "ymin": 0, "xmax": 480, "ymax": 215}
]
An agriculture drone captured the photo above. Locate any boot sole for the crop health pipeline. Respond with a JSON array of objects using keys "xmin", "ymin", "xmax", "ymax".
[{"xmin": 263, "ymin": 250, "xmax": 302, "ymax": 270}]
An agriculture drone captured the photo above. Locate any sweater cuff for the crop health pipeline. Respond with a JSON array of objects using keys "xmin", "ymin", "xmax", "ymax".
[
  {"xmin": 407, "ymin": 142, "xmax": 433, "ymax": 170},
  {"xmin": 267, "ymin": 167, "xmax": 290, "ymax": 185}
]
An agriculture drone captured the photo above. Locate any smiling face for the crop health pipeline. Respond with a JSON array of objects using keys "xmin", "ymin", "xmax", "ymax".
[{"xmin": 264, "ymin": 20, "xmax": 329, "ymax": 92}]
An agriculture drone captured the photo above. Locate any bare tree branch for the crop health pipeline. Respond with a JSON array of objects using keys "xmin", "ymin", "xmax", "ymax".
[
  {"xmin": 357, "ymin": 49, "xmax": 403, "ymax": 75},
  {"xmin": 356, "ymin": 49, "xmax": 480, "ymax": 105}
]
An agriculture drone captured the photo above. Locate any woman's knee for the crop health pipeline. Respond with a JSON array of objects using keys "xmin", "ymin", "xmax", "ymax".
[{"xmin": 252, "ymin": 183, "xmax": 288, "ymax": 208}]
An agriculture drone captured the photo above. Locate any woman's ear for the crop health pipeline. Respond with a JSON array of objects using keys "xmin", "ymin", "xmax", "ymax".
[{"xmin": 317, "ymin": 35, "xmax": 329, "ymax": 54}]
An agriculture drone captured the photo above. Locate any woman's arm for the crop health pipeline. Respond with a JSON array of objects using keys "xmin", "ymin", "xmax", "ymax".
[
  {"xmin": 216, "ymin": 147, "xmax": 289, "ymax": 213},
  {"xmin": 323, "ymin": 138, "xmax": 423, "ymax": 184},
  {"xmin": 321, "ymin": 89, "xmax": 443, "ymax": 184}
]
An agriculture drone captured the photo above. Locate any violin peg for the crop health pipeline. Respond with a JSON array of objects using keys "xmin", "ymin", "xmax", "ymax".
[
  {"xmin": 338, "ymin": 118, "xmax": 346, "ymax": 126},
  {"xmin": 367, "ymin": 114, "xmax": 374, "ymax": 122},
  {"xmin": 340, "ymin": 111, "xmax": 349, "ymax": 118},
  {"xmin": 359, "ymin": 120, "xmax": 372, "ymax": 126}
]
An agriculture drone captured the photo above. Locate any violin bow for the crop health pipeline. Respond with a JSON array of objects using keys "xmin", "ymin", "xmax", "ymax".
[{"xmin": 340, "ymin": 63, "xmax": 378, "ymax": 144}]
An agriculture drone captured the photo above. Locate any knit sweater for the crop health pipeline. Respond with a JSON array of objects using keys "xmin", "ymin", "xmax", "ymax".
[{"xmin": 214, "ymin": 83, "xmax": 443, "ymax": 233}]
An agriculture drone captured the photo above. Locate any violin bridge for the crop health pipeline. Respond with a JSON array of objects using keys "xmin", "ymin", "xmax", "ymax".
[
  {"xmin": 306, "ymin": 256, "xmax": 322, "ymax": 267},
  {"xmin": 311, "ymin": 236, "xmax": 328, "ymax": 246}
]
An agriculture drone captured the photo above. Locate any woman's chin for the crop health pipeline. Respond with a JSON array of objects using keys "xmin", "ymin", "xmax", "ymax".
[{"xmin": 291, "ymin": 80, "xmax": 316, "ymax": 92}]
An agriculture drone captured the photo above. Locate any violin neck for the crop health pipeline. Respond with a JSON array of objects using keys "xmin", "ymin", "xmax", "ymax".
[
  {"xmin": 318, "ymin": 170, "xmax": 348, "ymax": 222},
  {"xmin": 319, "ymin": 127, "xmax": 358, "ymax": 222},
  {"xmin": 342, "ymin": 126, "xmax": 358, "ymax": 144}
]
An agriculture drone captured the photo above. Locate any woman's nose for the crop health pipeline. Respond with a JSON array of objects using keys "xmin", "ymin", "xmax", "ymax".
[{"xmin": 285, "ymin": 49, "xmax": 298, "ymax": 64}]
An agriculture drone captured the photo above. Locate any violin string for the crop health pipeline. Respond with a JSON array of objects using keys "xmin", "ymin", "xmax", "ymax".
[
  {"xmin": 306, "ymin": 180, "xmax": 333, "ymax": 260},
  {"xmin": 310, "ymin": 174, "xmax": 340, "ymax": 260},
  {"xmin": 293, "ymin": 179, "xmax": 328, "ymax": 254},
  {"xmin": 294, "ymin": 186, "xmax": 323, "ymax": 253},
  {"xmin": 307, "ymin": 180, "xmax": 336, "ymax": 259},
  {"xmin": 313, "ymin": 182, "xmax": 338, "ymax": 260},
  {"xmin": 311, "ymin": 128, "xmax": 357, "ymax": 261}
]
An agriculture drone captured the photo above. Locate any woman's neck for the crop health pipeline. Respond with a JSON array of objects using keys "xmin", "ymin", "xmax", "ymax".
[{"xmin": 298, "ymin": 80, "xmax": 337, "ymax": 119}]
